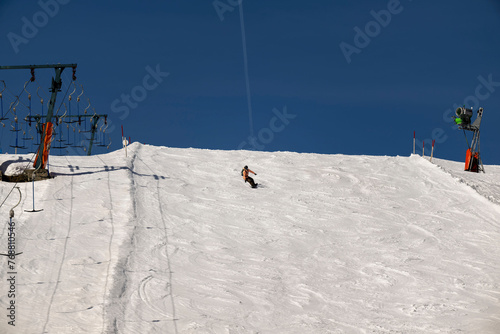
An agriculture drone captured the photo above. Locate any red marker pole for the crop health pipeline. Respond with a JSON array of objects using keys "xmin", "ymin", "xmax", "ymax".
[
  {"xmin": 430, "ymin": 139, "xmax": 435, "ymax": 162},
  {"xmin": 422, "ymin": 140, "xmax": 425, "ymax": 158},
  {"xmin": 413, "ymin": 131, "xmax": 416, "ymax": 155},
  {"xmin": 122, "ymin": 125, "xmax": 127, "ymax": 157}
]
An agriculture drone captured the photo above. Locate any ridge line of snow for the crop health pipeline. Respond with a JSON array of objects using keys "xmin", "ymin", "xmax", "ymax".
[{"xmin": 416, "ymin": 155, "xmax": 500, "ymax": 206}]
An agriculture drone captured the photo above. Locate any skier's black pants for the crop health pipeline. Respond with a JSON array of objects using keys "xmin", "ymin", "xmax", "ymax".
[{"xmin": 245, "ymin": 176, "xmax": 256, "ymax": 187}]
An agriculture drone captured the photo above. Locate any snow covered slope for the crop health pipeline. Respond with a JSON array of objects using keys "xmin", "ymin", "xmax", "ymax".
[{"xmin": 0, "ymin": 143, "xmax": 499, "ymax": 333}]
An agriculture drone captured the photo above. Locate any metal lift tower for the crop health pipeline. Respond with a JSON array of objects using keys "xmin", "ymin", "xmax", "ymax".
[
  {"xmin": 454, "ymin": 106, "xmax": 484, "ymax": 173},
  {"xmin": 0, "ymin": 63, "xmax": 77, "ymax": 169}
]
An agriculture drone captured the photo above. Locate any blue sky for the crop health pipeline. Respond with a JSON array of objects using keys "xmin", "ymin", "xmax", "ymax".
[{"xmin": 0, "ymin": 0, "xmax": 499, "ymax": 165}]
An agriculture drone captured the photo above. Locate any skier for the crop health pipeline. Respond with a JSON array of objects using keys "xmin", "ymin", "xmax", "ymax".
[{"xmin": 241, "ymin": 165, "xmax": 258, "ymax": 188}]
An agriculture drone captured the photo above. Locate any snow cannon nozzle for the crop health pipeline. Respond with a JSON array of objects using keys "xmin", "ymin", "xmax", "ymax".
[{"xmin": 455, "ymin": 107, "xmax": 473, "ymax": 125}]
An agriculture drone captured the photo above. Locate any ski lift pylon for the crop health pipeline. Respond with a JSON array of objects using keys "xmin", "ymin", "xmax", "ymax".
[{"xmin": 453, "ymin": 106, "xmax": 485, "ymax": 173}]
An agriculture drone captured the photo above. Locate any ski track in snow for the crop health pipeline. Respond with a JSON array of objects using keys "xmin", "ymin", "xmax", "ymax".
[
  {"xmin": 95, "ymin": 154, "xmax": 117, "ymax": 334},
  {"xmin": 0, "ymin": 145, "xmax": 499, "ymax": 333},
  {"xmin": 41, "ymin": 163, "xmax": 75, "ymax": 333},
  {"xmin": 108, "ymin": 143, "xmax": 178, "ymax": 333}
]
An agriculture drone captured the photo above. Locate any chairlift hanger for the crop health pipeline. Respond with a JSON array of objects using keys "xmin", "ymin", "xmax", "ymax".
[
  {"xmin": 0, "ymin": 80, "xmax": 9, "ymax": 121},
  {"xmin": 0, "ymin": 64, "xmax": 108, "ymax": 160}
]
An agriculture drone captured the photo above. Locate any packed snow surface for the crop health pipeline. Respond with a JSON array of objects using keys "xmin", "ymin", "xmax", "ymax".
[{"xmin": 0, "ymin": 143, "xmax": 499, "ymax": 333}]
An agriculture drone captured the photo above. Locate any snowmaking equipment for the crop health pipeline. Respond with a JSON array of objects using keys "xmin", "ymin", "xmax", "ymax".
[{"xmin": 453, "ymin": 106, "xmax": 484, "ymax": 173}]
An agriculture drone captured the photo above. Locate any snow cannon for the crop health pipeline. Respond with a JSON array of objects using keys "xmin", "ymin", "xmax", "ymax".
[{"xmin": 455, "ymin": 107, "xmax": 473, "ymax": 125}]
